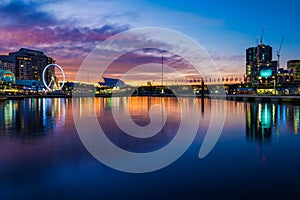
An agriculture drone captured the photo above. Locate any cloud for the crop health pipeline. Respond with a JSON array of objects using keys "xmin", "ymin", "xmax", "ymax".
[
  {"xmin": 0, "ymin": 0, "xmax": 129, "ymax": 45},
  {"xmin": 0, "ymin": 0, "xmax": 244, "ymax": 81},
  {"xmin": 0, "ymin": 0, "xmax": 130, "ymax": 79},
  {"xmin": 97, "ymin": 48, "xmax": 205, "ymax": 83},
  {"xmin": 0, "ymin": 0, "xmax": 56, "ymax": 28},
  {"xmin": 209, "ymin": 52, "xmax": 245, "ymax": 75},
  {"xmin": 0, "ymin": 25, "xmax": 129, "ymax": 46}
]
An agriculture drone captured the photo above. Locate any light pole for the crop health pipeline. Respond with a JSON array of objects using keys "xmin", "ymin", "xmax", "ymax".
[{"xmin": 274, "ymin": 79, "xmax": 276, "ymax": 95}]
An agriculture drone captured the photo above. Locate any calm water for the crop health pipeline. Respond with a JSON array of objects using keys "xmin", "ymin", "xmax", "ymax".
[{"xmin": 0, "ymin": 97, "xmax": 300, "ymax": 199}]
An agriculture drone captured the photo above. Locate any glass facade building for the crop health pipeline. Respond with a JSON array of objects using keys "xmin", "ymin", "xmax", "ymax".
[{"xmin": 246, "ymin": 44, "xmax": 277, "ymax": 86}]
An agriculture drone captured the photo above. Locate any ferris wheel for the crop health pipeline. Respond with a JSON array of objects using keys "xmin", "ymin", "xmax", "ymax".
[{"xmin": 42, "ymin": 64, "xmax": 66, "ymax": 92}]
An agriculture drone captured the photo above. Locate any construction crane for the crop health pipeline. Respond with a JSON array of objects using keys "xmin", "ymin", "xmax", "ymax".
[
  {"xmin": 276, "ymin": 37, "xmax": 284, "ymax": 69},
  {"xmin": 256, "ymin": 27, "xmax": 266, "ymax": 64},
  {"xmin": 260, "ymin": 26, "xmax": 266, "ymax": 44}
]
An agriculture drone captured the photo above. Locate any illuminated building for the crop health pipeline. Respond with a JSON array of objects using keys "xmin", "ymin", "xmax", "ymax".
[
  {"xmin": 277, "ymin": 68, "xmax": 291, "ymax": 83},
  {"xmin": 287, "ymin": 60, "xmax": 300, "ymax": 81},
  {"xmin": 2, "ymin": 48, "xmax": 54, "ymax": 82},
  {"xmin": 0, "ymin": 56, "xmax": 15, "ymax": 73},
  {"xmin": 0, "ymin": 69, "xmax": 15, "ymax": 84},
  {"xmin": 99, "ymin": 77, "xmax": 126, "ymax": 87},
  {"xmin": 246, "ymin": 44, "xmax": 277, "ymax": 86}
]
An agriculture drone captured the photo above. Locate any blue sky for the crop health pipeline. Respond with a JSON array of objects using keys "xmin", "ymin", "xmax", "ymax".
[{"xmin": 0, "ymin": 0, "xmax": 299, "ymax": 79}]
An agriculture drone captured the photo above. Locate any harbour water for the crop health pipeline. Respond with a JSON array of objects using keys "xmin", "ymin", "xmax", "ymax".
[{"xmin": 0, "ymin": 97, "xmax": 300, "ymax": 199}]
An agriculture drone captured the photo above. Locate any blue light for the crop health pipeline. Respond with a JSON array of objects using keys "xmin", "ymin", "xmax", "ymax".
[{"xmin": 260, "ymin": 69, "xmax": 272, "ymax": 77}]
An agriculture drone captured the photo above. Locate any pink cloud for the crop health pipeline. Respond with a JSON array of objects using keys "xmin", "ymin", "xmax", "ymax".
[{"xmin": 0, "ymin": 0, "xmax": 129, "ymax": 80}]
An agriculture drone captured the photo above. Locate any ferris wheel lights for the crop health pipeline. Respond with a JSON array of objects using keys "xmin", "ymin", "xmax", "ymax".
[{"xmin": 42, "ymin": 64, "xmax": 66, "ymax": 92}]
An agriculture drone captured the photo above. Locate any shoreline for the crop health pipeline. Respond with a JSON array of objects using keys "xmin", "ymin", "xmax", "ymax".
[
  {"xmin": 224, "ymin": 94, "xmax": 300, "ymax": 103},
  {"xmin": 1, "ymin": 94, "xmax": 300, "ymax": 103}
]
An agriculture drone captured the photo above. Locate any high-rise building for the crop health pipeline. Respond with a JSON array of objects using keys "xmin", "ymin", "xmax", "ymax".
[
  {"xmin": 6, "ymin": 48, "xmax": 54, "ymax": 82},
  {"xmin": 287, "ymin": 60, "xmax": 300, "ymax": 81},
  {"xmin": 246, "ymin": 44, "xmax": 277, "ymax": 86}
]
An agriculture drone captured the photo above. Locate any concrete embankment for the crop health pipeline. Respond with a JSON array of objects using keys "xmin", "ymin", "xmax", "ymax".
[{"xmin": 224, "ymin": 94, "xmax": 300, "ymax": 103}]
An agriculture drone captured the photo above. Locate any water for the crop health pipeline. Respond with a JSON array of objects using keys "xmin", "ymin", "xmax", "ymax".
[{"xmin": 0, "ymin": 97, "xmax": 300, "ymax": 199}]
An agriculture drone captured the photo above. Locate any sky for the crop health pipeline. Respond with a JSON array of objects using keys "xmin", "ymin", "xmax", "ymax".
[{"xmin": 0, "ymin": 0, "xmax": 300, "ymax": 81}]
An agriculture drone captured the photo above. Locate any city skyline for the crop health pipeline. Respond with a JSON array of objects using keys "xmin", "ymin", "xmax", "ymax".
[{"xmin": 1, "ymin": 0, "xmax": 300, "ymax": 81}]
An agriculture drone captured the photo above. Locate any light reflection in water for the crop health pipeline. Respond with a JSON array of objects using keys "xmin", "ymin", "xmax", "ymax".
[
  {"xmin": 0, "ymin": 98, "xmax": 66, "ymax": 136},
  {"xmin": 0, "ymin": 98, "xmax": 300, "ymax": 199},
  {"xmin": 244, "ymin": 102, "xmax": 300, "ymax": 167},
  {"xmin": 295, "ymin": 106, "xmax": 299, "ymax": 135},
  {"xmin": 1, "ymin": 98, "xmax": 299, "ymax": 143},
  {"xmin": 246, "ymin": 102, "xmax": 300, "ymax": 143}
]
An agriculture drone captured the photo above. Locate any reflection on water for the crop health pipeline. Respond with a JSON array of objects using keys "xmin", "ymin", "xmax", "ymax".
[
  {"xmin": 1, "ymin": 97, "xmax": 300, "ymax": 199},
  {"xmin": 246, "ymin": 102, "xmax": 300, "ymax": 143},
  {"xmin": 74, "ymin": 97, "xmax": 203, "ymax": 153},
  {"xmin": 0, "ymin": 98, "xmax": 66, "ymax": 136},
  {"xmin": 1, "ymin": 97, "xmax": 299, "ymax": 143}
]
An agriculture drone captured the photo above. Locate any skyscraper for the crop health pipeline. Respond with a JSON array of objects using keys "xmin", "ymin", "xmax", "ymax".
[
  {"xmin": 246, "ymin": 44, "xmax": 276, "ymax": 86},
  {"xmin": 6, "ymin": 48, "xmax": 54, "ymax": 82}
]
